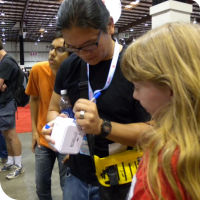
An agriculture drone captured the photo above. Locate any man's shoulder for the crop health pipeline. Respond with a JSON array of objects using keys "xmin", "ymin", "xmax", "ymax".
[
  {"xmin": 66, "ymin": 53, "xmax": 80, "ymax": 61},
  {"xmin": 2, "ymin": 54, "xmax": 13, "ymax": 61},
  {"xmin": 31, "ymin": 61, "xmax": 49, "ymax": 72},
  {"xmin": 62, "ymin": 53, "xmax": 81, "ymax": 67},
  {"xmin": 30, "ymin": 61, "xmax": 52, "ymax": 79},
  {"xmin": 1, "ymin": 54, "xmax": 18, "ymax": 66},
  {"xmin": 0, "ymin": 54, "xmax": 18, "ymax": 78},
  {"xmin": 32, "ymin": 61, "xmax": 49, "ymax": 69}
]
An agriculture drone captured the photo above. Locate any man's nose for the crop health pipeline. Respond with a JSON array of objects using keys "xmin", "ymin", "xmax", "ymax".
[{"xmin": 50, "ymin": 49, "xmax": 56, "ymax": 56}]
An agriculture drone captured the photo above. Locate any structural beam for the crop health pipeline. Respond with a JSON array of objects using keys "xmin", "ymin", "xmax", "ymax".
[
  {"xmin": 118, "ymin": 15, "xmax": 151, "ymax": 33},
  {"xmin": 118, "ymin": 0, "xmax": 199, "ymax": 34}
]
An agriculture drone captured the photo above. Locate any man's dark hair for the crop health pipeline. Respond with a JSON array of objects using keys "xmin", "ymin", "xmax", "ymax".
[
  {"xmin": 53, "ymin": 31, "xmax": 72, "ymax": 55},
  {"xmin": 57, "ymin": 0, "xmax": 110, "ymax": 33},
  {"xmin": 0, "ymin": 39, "xmax": 3, "ymax": 50},
  {"xmin": 54, "ymin": 31, "xmax": 63, "ymax": 40}
]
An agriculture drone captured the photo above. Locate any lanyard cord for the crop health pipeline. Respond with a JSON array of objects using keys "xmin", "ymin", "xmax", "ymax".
[{"xmin": 87, "ymin": 40, "xmax": 120, "ymax": 101}]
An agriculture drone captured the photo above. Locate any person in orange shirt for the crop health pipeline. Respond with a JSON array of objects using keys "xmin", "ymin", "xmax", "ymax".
[{"xmin": 25, "ymin": 32, "xmax": 71, "ymax": 200}]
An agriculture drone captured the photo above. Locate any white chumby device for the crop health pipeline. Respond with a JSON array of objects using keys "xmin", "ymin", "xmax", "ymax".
[{"xmin": 49, "ymin": 116, "xmax": 85, "ymax": 154}]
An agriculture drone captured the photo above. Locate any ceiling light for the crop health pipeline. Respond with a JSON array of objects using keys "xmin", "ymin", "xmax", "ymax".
[
  {"xmin": 1, "ymin": 20, "xmax": 5, "ymax": 24},
  {"xmin": 125, "ymin": 5, "xmax": 132, "ymax": 8},
  {"xmin": 0, "ymin": 1, "xmax": 4, "ymax": 3},
  {"xmin": 37, "ymin": 38, "xmax": 40, "ymax": 42},
  {"xmin": 44, "ymin": 30, "xmax": 47, "ymax": 32},
  {"xmin": 2, "ymin": 33, "xmax": 5, "ymax": 36},
  {"xmin": 2, "ymin": 28, "xmax": 5, "ymax": 31},
  {"xmin": 130, "ymin": 0, "xmax": 140, "ymax": 5},
  {"xmin": 193, "ymin": 18, "xmax": 197, "ymax": 24},
  {"xmin": 145, "ymin": 23, "xmax": 148, "ymax": 26},
  {"xmin": 39, "ymin": 28, "xmax": 45, "ymax": 32},
  {"xmin": 130, "ymin": 29, "xmax": 134, "ymax": 31},
  {"xmin": 54, "ymin": 15, "xmax": 57, "ymax": 19},
  {"xmin": 3, "ymin": 42, "xmax": 6, "ymax": 44},
  {"xmin": 48, "ymin": 22, "xmax": 53, "ymax": 26},
  {"xmin": 2, "ymin": 38, "xmax": 5, "ymax": 41},
  {"xmin": 1, "ymin": 10, "xmax": 5, "ymax": 16},
  {"xmin": 40, "ymin": 34, "xmax": 43, "ymax": 37}
]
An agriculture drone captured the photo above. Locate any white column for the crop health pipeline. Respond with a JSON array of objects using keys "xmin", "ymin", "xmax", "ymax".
[{"xmin": 150, "ymin": 0, "xmax": 193, "ymax": 29}]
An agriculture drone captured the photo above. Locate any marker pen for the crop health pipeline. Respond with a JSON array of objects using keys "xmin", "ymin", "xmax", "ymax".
[
  {"xmin": 74, "ymin": 91, "xmax": 101, "ymax": 122},
  {"xmin": 45, "ymin": 124, "xmax": 51, "ymax": 129},
  {"xmin": 90, "ymin": 92, "xmax": 101, "ymax": 102}
]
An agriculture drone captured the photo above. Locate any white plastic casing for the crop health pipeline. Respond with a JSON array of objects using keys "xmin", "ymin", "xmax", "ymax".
[{"xmin": 49, "ymin": 116, "xmax": 85, "ymax": 154}]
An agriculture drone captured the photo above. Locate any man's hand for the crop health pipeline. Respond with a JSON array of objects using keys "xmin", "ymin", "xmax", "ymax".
[
  {"xmin": 73, "ymin": 99, "xmax": 102, "ymax": 135},
  {"xmin": 42, "ymin": 113, "xmax": 68, "ymax": 152},
  {"xmin": 42, "ymin": 119, "xmax": 55, "ymax": 145},
  {"xmin": 31, "ymin": 131, "xmax": 41, "ymax": 153},
  {"xmin": 62, "ymin": 155, "xmax": 70, "ymax": 164},
  {"xmin": 0, "ymin": 83, "xmax": 7, "ymax": 92}
]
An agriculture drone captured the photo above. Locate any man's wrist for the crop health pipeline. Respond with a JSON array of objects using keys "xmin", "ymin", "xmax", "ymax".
[{"xmin": 98, "ymin": 119, "xmax": 112, "ymax": 138}]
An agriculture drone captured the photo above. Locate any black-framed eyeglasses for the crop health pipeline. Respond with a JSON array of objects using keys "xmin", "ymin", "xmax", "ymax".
[
  {"xmin": 64, "ymin": 30, "xmax": 102, "ymax": 53},
  {"xmin": 48, "ymin": 45, "xmax": 66, "ymax": 55}
]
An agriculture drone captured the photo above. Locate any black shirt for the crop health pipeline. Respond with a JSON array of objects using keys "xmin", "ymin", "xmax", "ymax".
[
  {"xmin": 0, "ymin": 54, "xmax": 18, "ymax": 104},
  {"xmin": 54, "ymin": 50, "xmax": 149, "ymax": 184}
]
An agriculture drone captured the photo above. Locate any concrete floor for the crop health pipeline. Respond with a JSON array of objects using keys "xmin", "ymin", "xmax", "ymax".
[{"xmin": 0, "ymin": 132, "xmax": 63, "ymax": 200}]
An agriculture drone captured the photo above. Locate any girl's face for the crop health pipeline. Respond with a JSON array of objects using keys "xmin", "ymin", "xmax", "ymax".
[{"xmin": 133, "ymin": 81, "xmax": 172, "ymax": 115}]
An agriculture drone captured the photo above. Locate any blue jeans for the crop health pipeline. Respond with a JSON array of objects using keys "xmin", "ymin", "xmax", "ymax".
[
  {"xmin": 0, "ymin": 131, "xmax": 8, "ymax": 158},
  {"xmin": 35, "ymin": 145, "xmax": 68, "ymax": 200},
  {"xmin": 64, "ymin": 167, "xmax": 101, "ymax": 200}
]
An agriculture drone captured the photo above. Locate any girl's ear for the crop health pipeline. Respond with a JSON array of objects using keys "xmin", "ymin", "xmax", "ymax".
[{"xmin": 170, "ymin": 89, "xmax": 173, "ymax": 99}]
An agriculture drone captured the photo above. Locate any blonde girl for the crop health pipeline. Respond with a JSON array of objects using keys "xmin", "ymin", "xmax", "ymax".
[{"xmin": 122, "ymin": 22, "xmax": 200, "ymax": 200}]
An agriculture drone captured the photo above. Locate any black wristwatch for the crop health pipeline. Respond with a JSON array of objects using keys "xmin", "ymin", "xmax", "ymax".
[{"xmin": 99, "ymin": 119, "xmax": 112, "ymax": 138}]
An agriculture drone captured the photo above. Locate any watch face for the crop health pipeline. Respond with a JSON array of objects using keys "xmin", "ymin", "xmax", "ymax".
[
  {"xmin": 100, "ymin": 120, "xmax": 112, "ymax": 137},
  {"xmin": 104, "ymin": 124, "xmax": 111, "ymax": 133}
]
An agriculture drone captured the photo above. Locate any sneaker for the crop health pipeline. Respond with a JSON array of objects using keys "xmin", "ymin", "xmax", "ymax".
[
  {"xmin": 0, "ymin": 158, "xmax": 7, "ymax": 164},
  {"xmin": 0, "ymin": 163, "xmax": 14, "ymax": 172},
  {"xmin": 6, "ymin": 165, "xmax": 25, "ymax": 180}
]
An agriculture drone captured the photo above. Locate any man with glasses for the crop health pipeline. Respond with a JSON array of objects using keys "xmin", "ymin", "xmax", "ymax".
[
  {"xmin": 63, "ymin": 30, "xmax": 102, "ymax": 52},
  {"xmin": 43, "ymin": 0, "xmax": 150, "ymax": 200},
  {"xmin": 25, "ymin": 33, "xmax": 71, "ymax": 200}
]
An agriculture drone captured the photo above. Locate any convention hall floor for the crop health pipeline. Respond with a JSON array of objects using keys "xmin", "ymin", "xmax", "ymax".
[{"xmin": 0, "ymin": 132, "xmax": 62, "ymax": 200}]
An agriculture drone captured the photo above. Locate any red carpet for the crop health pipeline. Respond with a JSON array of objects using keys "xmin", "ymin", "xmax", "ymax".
[{"xmin": 15, "ymin": 104, "xmax": 32, "ymax": 133}]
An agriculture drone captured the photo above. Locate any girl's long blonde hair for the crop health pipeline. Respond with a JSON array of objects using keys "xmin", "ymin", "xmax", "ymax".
[{"xmin": 121, "ymin": 22, "xmax": 200, "ymax": 200}]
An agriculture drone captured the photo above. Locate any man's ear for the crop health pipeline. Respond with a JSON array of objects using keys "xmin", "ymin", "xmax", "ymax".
[{"xmin": 107, "ymin": 17, "xmax": 115, "ymax": 35}]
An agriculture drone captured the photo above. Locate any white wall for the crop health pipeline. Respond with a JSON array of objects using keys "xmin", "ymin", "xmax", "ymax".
[{"xmin": 3, "ymin": 41, "xmax": 50, "ymax": 68}]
